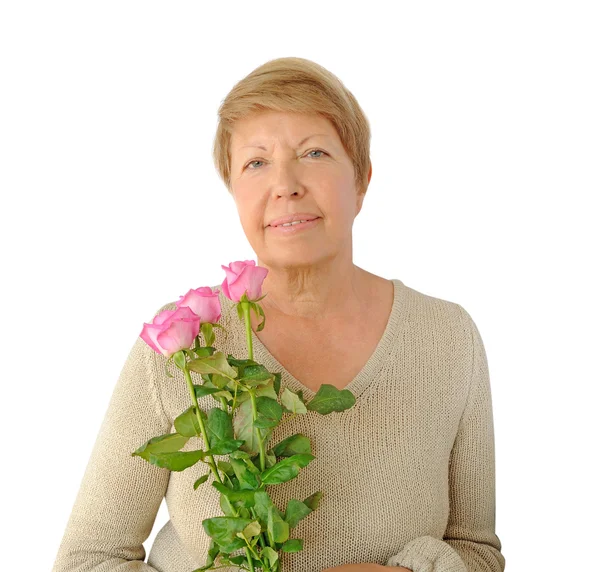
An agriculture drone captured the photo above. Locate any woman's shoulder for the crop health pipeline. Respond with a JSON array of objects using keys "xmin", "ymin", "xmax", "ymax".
[
  {"xmin": 397, "ymin": 282, "xmax": 483, "ymax": 386},
  {"xmin": 398, "ymin": 279, "xmax": 477, "ymax": 336}
]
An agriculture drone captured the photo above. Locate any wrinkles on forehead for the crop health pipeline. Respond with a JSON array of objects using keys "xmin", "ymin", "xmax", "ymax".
[{"xmin": 238, "ymin": 133, "xmax": 330, "ymax": 152}]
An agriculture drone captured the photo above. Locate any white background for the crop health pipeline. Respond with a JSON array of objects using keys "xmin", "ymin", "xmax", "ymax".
[{"xmin": 1, "ymin": 1, "xmax": 598, "ymax": 570}]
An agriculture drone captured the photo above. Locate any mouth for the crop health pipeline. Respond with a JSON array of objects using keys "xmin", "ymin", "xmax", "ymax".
[
  {"xmin": 267, "ymin": 217, "xmax": 321, "ymax": 234},
  {"xmin": 268, "ymin": 216, "xmax": 320, "ymax": 228}
]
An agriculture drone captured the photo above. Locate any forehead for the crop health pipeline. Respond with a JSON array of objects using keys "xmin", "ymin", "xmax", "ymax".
[{"xmin": 230, "ymin": 111, "xmax": 337, "ymax": 149}]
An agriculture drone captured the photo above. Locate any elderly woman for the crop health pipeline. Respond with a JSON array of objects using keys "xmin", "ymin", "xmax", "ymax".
[{"xmin": 53, "ymin": 57, "xmax": 505, "ymax": 572}]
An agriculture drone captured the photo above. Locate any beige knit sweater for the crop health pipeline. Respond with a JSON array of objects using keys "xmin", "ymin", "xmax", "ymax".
[{"xmin": 52, "ymin": 278, "xmax": 505, "ymax": 572}]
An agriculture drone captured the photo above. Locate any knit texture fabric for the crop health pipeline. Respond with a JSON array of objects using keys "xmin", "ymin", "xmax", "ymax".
[{"xmin": 52, "ymin": 278, "xmax": 505, "ymax": 572}]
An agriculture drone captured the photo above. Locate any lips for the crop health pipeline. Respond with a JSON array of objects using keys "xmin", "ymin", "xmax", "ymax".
[{"xmin": 267, "ymin": 213, "xmax": 320, "ymax": 227}]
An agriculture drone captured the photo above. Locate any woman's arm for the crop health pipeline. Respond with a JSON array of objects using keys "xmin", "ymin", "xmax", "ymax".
[
  {"xmin": 385, "ymin": 307, "xmax": 505, "ymax": 571},
  {"xmin": 52, "ymin": 319, "xmax": 172, "ymax": 571}
]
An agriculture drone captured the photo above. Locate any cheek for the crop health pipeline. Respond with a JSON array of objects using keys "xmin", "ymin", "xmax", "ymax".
[
  {"xmin": 235, "ymin": 198, "xmax": 263, "ymax": 231},
  {"xmin": 328, "ymin": 187, "xmax": 357, "ymax": 221}
]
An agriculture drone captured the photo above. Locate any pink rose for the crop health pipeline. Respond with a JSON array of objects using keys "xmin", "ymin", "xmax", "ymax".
[
  {"xmin": 220, "ymin": 260, "xmax": 268, "ymax": 303},
  {"xmin": 140, "ymin": 305, "xmax": 200, "ymax": 358},
  {"xmin": 175, "ymin": 286, "xmax": 221, "ymax": 324}
]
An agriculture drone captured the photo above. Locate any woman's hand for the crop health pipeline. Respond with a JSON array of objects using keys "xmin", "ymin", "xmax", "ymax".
[{"xmin": 322, "ymin": 565, "xmax": 412, "ymax": 572}]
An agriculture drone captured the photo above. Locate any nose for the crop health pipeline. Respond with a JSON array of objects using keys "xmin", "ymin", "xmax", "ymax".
[{"xmin": 270, "ymin": 161, "xmax": 305, "ymax": 199}]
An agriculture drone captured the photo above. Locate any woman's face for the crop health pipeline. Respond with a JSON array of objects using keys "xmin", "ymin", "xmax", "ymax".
[{"xmin": 229, "ymin": 111, "xmax": 369, "ymax": 270}]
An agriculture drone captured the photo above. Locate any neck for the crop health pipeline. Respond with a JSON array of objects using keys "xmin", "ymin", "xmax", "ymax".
[{"xmin": 254, "ymin": 258, "xmax": 368, "ymax": 323}]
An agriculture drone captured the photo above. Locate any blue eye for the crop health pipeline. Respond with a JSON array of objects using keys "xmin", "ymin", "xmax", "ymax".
[{"xmin": 244, "ymin": 149, "xmax": 327, "ymax": 170}]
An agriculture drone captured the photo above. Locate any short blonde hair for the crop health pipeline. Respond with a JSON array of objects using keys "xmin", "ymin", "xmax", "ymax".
[{"xmin": 212, "ymin": 57, "xmax": 372, "ymax": 196}]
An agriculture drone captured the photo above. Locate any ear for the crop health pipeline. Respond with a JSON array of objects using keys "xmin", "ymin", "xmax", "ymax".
[
  {"xmin": 355, "ymin": 161, "xmax": 372, "ymax": 215},
  {"xmin": 355, "ymin": 189, "xmax": 365, "ymax": 215}
]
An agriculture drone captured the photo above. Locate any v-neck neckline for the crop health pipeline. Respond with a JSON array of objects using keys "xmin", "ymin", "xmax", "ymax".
[{"xmin": 218, "ymin": 278, "xmax": 407, "ymax": 401}]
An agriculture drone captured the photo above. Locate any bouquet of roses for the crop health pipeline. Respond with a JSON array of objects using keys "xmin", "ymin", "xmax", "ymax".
[{"xmin": 132, "ymin": 260, "xmax": 357, "ymax": 572}]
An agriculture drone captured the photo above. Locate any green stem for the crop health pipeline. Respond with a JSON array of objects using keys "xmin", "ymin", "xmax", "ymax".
[
  {"xmin": 241, "ymin": 301, "xmax": 255, "ymax": 361},
  {"xmin": 248, "ymin": 390, "xmax": 266, "ymax": 472},
  {"xmin": 250, "ymin": 489, "xmax": 278, "ymax": 556},
  {"xmin": 182, "ymin": 363, "xmax": 256, "ymax": 571},
  {"xmin": 246, "ymin": 551, "xmax": 256, "ymax": 572},
  {"xmin": 249, "ymin": 507, "xmax": 266, "ymax": 551},
  {"xmin": 241, "ymin": 302, "xmax": 267, "ymax": 473},
  {"xmin": 240, "ymin": 301, "xmax": 276, "ymax": 566},
  {"xmin": 219, "ymin": 395, "xmax": 229, "ymax": 412},
  {"xmin": 183, "ymin": 365, "xmax": 223, "ymax": 485}
]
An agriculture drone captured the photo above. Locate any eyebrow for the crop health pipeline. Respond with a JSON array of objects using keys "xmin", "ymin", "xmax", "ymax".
[{"xmin": 239, "ymin": 134, "xmax": 328, "ymax": 151}]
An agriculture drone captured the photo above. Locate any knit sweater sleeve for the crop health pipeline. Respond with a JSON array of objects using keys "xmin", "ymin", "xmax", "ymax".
[
  {"xmin": 385, "ymin": 307, "xmax": 506, "ymax": 572},
  {"xmin": 52, "ymin": 315, "xmax": 172, "ymax": 571}
]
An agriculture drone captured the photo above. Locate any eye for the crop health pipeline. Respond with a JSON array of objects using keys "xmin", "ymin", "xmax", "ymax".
[
  {"xmin": 243, "ymin": 149, "xmax": 328, "ymax": 170},
  {"xmin": 307, "ymin": 148, "xmax": 327, "ymax": 159},
  {"xmin": 245, "ymin": 159, "xmax": 264, "ymax": 170}
]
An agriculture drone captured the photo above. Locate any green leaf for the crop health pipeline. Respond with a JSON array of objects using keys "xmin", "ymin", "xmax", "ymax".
[
  {"xmin": 226, "ymin": 355, "xmax": 258, "ymax": 368},
  {"xmin": 265, "ymin": 449, "xmax": 277, "ymax": 468},
  {"xmin": 193, "ymin": 474, "xmax": 210, "ymax": 490},
  {"xmin": 212, "ymin": 482, "xmax": 257, "ymax": 508},
  {"xmin": 217, "ymin": 460, "xmax": 234, "ymax": 476},
  {"xmin": 253, "ymin": 490, "xmax": 284, "ymax": 524},
  {"xmin": 280, "ymin": 538, "xmax": 304, "ymax": 553},
  {"xmin": 220, "ymin": 492, "xmax": 236, "ymax": 517},
  {"xmin": 239, "ymin": 364, "xmax": 273, "ymax": 384},
  {"xmin": 248, "ymin": 454, "xmax": 261, "ymax": 473},
  {"xmin": 211, "ymin": 389, "xmax": 234, "ymax": 403},
  {"xmin": 253, "ymin": 417, "xmax": 277, "ymax": 429},
  {"xmin": 271, "ymin": 433, "xmax": 312, "ymax": 457},
  {"xmin": 243, "ymin": 455, "xmax": 261, "ymax": 475},
  {"xmin": 253, "ymin": 490, "xmax": 274, "ymax": 515},
  {"xmin": 253, "ymin": 396, "xmax": 283, "ymax": 429},
  {"xmin": 205, "ymin": 439, "xmax": 245, "ymax": 455},
  {"xmin": 232, "ymin": 399, "xmax": 262, "ymax": 456},
  {"xmin": 281, "ymin": 387, "xmax": 308, "ymax": 414},
  {"xmin": 260, "ymin": 453, "xmax": 315, "ymax": 485},
  {"xmin": 236, "ymin": 520, "xmax": 261, "ymax": 541},
  {"xmin": 202, "ymin": 516, "xmax": 254, "ymax": 551},
  {"xmin": 148, "ymin": 449, "xmax": 205, "ymax": 471},
  {"xmin": 284, "ymin": 498, "xmax": 313, "ymax": 528},
  {"xmin": 132, "ymin": 432, "xmax": 189, "ymax": 461},
  {"xmin": 229, "ymin": 457, "xmax": 260, "ymax": 490},
  {"xmin": 192, "ymin": 346, "xmax": 215, "ymax": 359},
  {"xmin": 273, "ymin": 372, "xmax": 281, "ymax": 395},
  {"xmin": 210, "ymin": 373, "xmax": 231, "ymax": 389},
  {"xmin": 268, "ymin": 504, "xmax": 289, "ymax": 544},
  {"xmin": 206, "ymin": 407, "xmax": 234, "ymax": 446},
  {"xmin": 251, "ymin": 302, "xmax": 266, "ymax": 332},
  {"xmin": 306, "ymin": 383, "xmax": 356, "ymax": 414},
  {"xmin": 193, "ymin": 384, "xmax": 223, "ymax": 399},
  {"xmin": 232, "ymin": 387, "xmax": 252, "ymax": 404},
  {"xmin": 254, "ymin": 379, "xmax": 279, "ymax": 400},
  {"xmin": 174, "ymin": 406, "xmax": 204, "ymax": 437},
  {"xmin": 228, "ymin": 554, "xmax": 249, "ymax": 566},
  {"xmin": 187, "ymin": 351, "xmax": 238, "ymax": 378},
  {"xmin": 217, "ymin": 536, "xmax": 247, "ymax": 554},
  {"xmin": 303, "ymin": 490, "xmax": 323, "ymax": 511},
  {"xmin": 261, "ymin": 546, "xmax": 279, "ymax": 567}
]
